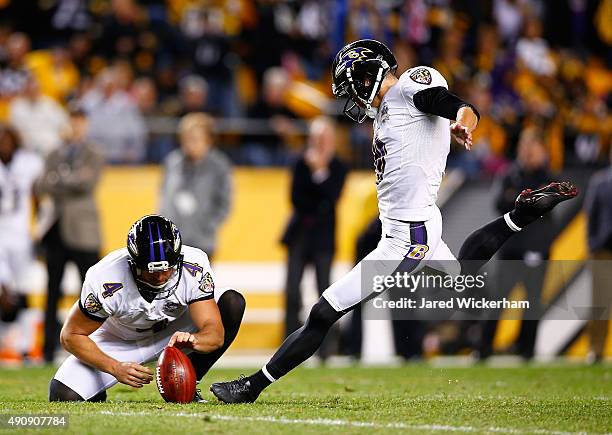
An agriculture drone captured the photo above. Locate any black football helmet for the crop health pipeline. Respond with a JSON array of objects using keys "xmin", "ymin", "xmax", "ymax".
[
  {"xmin": 332, "ymin": 39, "xmax": 397, "ymax": 123},
  {"xmin": 127, "ymin": 214, "xmax": 183, "ymax": 300}
]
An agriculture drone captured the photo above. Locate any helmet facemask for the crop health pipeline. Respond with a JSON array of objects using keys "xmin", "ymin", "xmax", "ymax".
[
  {"xmin": 129, "ymin": 255, "xmax": 184, "ymax": 300},
  {"xmin": 126, "ymin": 215, "xmax": 184, "ymax": 301},
  {"xmin": 344, "ymin": 59, "xmax": 389, "ymax": 123}
]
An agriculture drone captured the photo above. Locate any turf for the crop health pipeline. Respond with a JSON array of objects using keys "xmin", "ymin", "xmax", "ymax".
[{"xmin": 0, "ymin": 363, "xmax": 610, "ymax": 434}]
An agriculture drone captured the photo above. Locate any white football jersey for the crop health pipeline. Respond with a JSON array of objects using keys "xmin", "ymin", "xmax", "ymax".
[
  {"xmin": 79, "ymin": 245, "xmax": 215, "ymax": 341},
  {"xmin": 0, "ymin": 149, "xmax": 44, "ymax": 246},
  {"xmin": 373, "ymin": 66, "xmax": 451, "ymax": 222}
]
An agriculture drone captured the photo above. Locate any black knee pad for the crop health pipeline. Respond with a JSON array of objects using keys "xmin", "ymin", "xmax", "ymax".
[
  {"xmin": 49, "ymin": 379, "xmax": 85, "ymax": 402},
  {"xmin": 218, "ymin": 289, "xmax": 246, "ymax": 324},
  {"xmin": 88, "ymin": 390, "xmax": 107, "ymax": 402},
  {"xmin": 307, "ymin": 297, "xmax": 343, "ymax": 330}
]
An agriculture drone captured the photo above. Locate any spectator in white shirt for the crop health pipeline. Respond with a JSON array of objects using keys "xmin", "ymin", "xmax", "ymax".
[
  {"xmin": 516, "ymin": 17, "xmax": 556, "ymax": 76},
  {"xmin": 80, "ymin": 67, "xmax": 147, "ymax": 163},
  {"xmin": 9, "ymin": 75, "xmax": 69, "ymax": 156}
]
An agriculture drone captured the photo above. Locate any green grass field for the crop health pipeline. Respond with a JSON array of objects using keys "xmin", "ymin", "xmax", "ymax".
[{"xmin": 0, "ymin": 363, "xmax": 610, "ymax": 434}]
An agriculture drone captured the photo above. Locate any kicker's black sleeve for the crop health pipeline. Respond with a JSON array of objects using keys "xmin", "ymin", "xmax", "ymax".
[{"xmin": 413, "ymin": 86, "xmax": 480, "ymax": 121}]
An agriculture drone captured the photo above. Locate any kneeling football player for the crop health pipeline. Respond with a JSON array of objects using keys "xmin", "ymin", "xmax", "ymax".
[{"xmin": 49, "ymin": 214, "xmax": 245, "ymax": 402}]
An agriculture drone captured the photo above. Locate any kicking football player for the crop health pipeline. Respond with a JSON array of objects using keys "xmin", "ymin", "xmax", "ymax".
[
  {"xmin": 211, "ymin": 39, "xmax": 577, "ymax": 404},
  {"xmin": 49, "ymin": 214, "xmax": 245, "ymax": 402}
]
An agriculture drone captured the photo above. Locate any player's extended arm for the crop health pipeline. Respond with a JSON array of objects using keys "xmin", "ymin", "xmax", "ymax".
[
  {"xmin": 60, "ymin": 302, "xmax": 153, "ymax": 388},
  {"xmin": 168, "ymin": 299, "xmax": 224, "ymax": 353},
  {"xmin": 413, "ymin": 86, "xmax": 480, "ymax": 150}
]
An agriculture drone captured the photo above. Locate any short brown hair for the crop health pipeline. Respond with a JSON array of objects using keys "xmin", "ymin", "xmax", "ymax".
[{"xmin": 178, "ymin": 112, "xmax": 213, "ymax": 136}]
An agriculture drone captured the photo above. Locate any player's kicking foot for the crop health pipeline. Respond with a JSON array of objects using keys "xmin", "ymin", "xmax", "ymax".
[
  {"xmin": 210, "ymin": 376, "xmax": 260, "ymax": 403},
  {"xmin": 511, "ymin": 181, "xmax": 578, "ymax": 227}
]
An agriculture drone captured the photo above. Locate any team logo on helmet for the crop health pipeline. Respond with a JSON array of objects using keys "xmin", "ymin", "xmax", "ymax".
[
  {"xmin": 127, "ymin": 232, "xmax": 138, "ymax": 256},
  {"xmin": 409, "ymin": 68, "xmax": 432, "ymax": 85},
  {"xmin": 84, "ymin": 293, "xmax": 103, "ymax": 314},
  {"xmin": 335, "ymin": 47, "xmax": 373, "ymax": 78},
  {"xmin": 172, "ymin": 224, "xmax": 182, "ymax": 253}
]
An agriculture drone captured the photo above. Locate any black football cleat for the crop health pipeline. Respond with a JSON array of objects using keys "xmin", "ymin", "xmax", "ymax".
[
  {"xmin": 210, "ymin": 376, "xmax": 259, "ymax": 404},
  {"xmin": 514, "ymin": 181, "xmax": 578, "ymax": 221}
]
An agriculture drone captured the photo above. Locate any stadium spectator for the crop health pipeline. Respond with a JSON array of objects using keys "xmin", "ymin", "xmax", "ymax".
[
  {"xmin": 67, "ymin": 33, "xmax": 94, "ymax": 77},
  {"xmin": 27, "ymin": 45, "xmax": 79, "ymax": 103},
  {"xmin": 450, "ymin": 81, "xmax": 509, "ymax": 177},
  {"xmin": 246, "ymin": 67, "xmax": 299, "ymax": 166},
  {"xmin": 180, "ymin": 2, "xmax": 235, "ymax": 117},
  {"xmin": 9, "ymin": 75, "xmax": 69, "ymax": 156},
  {"xmin": 433, "ymin": 27, "xmax": 470, "ymax": 90},
  {"xmin": 479, "ymin": 127, "xmax": 555, "ymax": 361},
  {"xmin": 346, "ymin": 0, "xmax": 387, "ymax": 43},
  {"xmin": 242, "ymin": 1, "xmax": 288, "ymax": 84},
  {"xmin": 131, "ymin": 76, "xmax": 158, "ymax": 116},
  {"xmin": 0, "ymin": 125, "xmax": 43, "ymax": 357},
  {"xmin": 97, "ymin": 0, "xmax": 146, "ymax": 61},
  {"xmin": 281, "ymin": 116, "xmax": 347, "ymax": 355},
  {"xmin": 516, "ymin": 16, "xmax": 556, "ymax": 77},
  {"xmin": 493, "ymin": 0, "xmax": 528, "ymax": 45},
  {"xmin": 564, "ymin": 89, "xmax": 611, "ymax": 168},
  {"xmin": 160, "ymin": 112, "xmax": 232, "ymax": 258},
  {"xmin": 0, "ymin": 32, "xmax": 32, "ymax": 121},
  {"xmin": 0, "ymin": 252, "xmax": 17, "ymax": 323},
  {"xmin": 35, "ymin": 106, "xmax": 103, "ymax": 363},
  {"xmin": 177, "ymin": 75, "xmax": 209, "ymax": 117},
  {"xmin": 80, "ymin": 67, "xmax": 148, "ymax": 163},
  {"xmin": 584, "ymin": 155, "xmax": 612, "ymax": 364},
  {"xmin": 49, "ymin": 0, "xmax": 92, "ymax": 37}
]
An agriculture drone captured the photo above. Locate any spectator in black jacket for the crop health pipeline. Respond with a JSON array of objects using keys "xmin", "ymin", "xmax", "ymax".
[
  {"xmin": 479, "ymin": 127, "xmax": 555, "ymax": 360},
  {"xmin": 281, "ymin": 117, "xmax": 347, "ymax": 348},
  {"xmin": 245, "ymin": 68, "xmax": 299, "ymax": 166}
]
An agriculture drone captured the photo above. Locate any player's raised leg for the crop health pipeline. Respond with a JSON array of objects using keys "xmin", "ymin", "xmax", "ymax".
[{"xmin": 458, "ymin": 181, "xmax": 577, "ymax": 273}]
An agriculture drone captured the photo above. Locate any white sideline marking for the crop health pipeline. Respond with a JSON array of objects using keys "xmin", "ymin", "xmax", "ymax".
[{"xmin": 97, "ymin": 410, "xmax": 596, "ymax": 435}]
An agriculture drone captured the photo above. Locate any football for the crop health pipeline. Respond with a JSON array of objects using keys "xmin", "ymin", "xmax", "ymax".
[{"xmin": 155, "ymin": 346, "xmax": 196, "ymax": 403}]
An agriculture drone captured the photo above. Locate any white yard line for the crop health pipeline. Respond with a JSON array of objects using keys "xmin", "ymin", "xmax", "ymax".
[{"xmin": 97, "ymin": 410, "xmax": 598, "ymax": 435}]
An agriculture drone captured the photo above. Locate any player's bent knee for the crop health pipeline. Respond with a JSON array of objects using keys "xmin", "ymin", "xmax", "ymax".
[
  {"xmin": 49, "ymin": 379, "xmax": 107, "ymax": 402},
  {"xmin": 49, "ymin": 379, "xmax": 85, "ymax": 402},
  {"xmin": 218, "ymin": 289, "xmax": 246, "ymax": 322},
  {"xmin": 88, "ymin": 390, "xmax": 107, "ymax": 402},
  {"xmin": 307, "ymin": 297, "xmax": 342, "ymax": 330}
]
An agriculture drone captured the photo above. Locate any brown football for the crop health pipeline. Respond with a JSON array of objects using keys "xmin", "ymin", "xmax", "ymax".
[{"xmin": 156, "ymin": 346, "xmax": 196, "ymax": 403}]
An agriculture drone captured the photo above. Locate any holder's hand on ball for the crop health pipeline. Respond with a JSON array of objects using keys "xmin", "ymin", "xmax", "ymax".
[
  {"xmin": 112, "ymin": 361, "xmax": 153, "ymax": 388},
  {"xmin": 168, "ymin": 331, "xmax": 196, "ymax": 350}
]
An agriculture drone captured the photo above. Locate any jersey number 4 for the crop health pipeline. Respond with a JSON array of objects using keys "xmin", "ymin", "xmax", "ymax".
[{"xmin": 373, "ymin": 137, "xmax": 387, "ymax": 184}]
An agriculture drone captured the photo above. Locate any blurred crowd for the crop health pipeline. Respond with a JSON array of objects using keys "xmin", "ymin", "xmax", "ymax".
[{"xmin": 0, "ymin": 0, "xmax": 608, "ymax": 169}]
